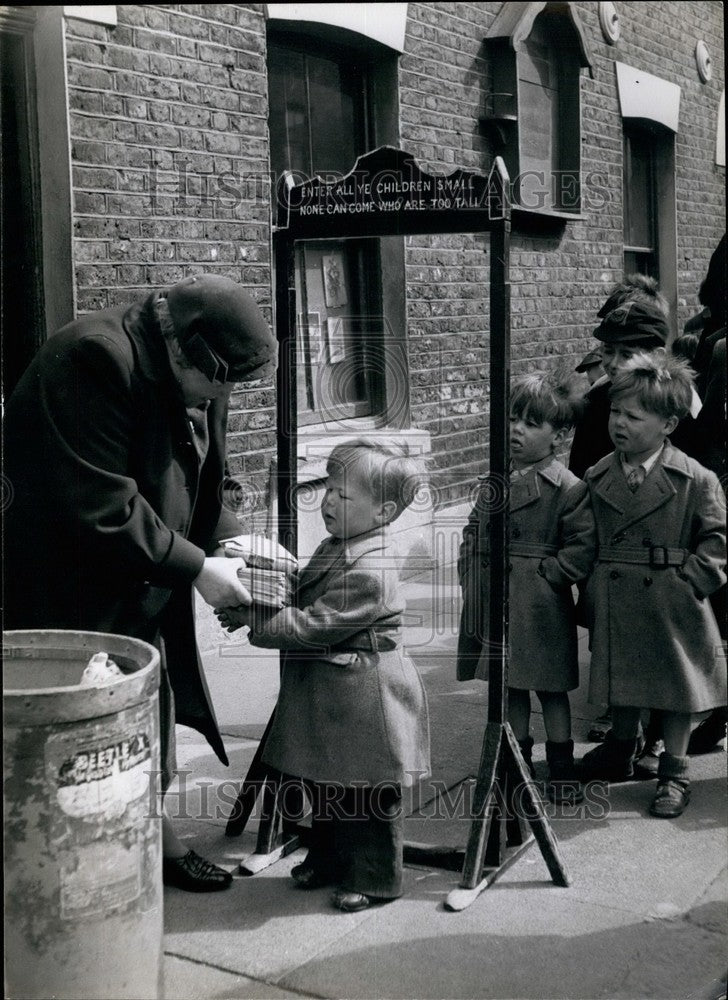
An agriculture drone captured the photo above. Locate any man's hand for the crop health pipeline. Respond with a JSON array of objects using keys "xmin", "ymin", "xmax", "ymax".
[
  {"xmin": 193, "ymin": 557, "xmax": 252, "ymax": 608},
  {"xmin": 214, "ymin": 605, "xmax": 252, "ymax": 633}
]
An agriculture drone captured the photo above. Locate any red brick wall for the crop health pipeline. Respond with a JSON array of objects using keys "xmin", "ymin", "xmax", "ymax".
[
  {"xmin": 63, "ymin": 2, "xmax": 725, "ymax": 514},
  {"xmin": 399, "ymin": 1, "xmax": 725, "ymax": 500},
  {"xmin": 65, "ymin": 3, "xmax": 275, "ymax": 506}
]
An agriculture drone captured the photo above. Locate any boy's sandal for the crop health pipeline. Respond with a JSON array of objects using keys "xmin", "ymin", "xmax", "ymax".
[
  {"xmin": 649, "ymin": 780, "xmax": 691, "ymax": 819},
  {"xmin": 331, "ymin": 889, "xmax": 393, "ymax": 912}
]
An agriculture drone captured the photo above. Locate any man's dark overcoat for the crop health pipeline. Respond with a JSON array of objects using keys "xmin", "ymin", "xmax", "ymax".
[{"xmin": 4, "ymin": 295, "xmax": 241, "ymax": 762}]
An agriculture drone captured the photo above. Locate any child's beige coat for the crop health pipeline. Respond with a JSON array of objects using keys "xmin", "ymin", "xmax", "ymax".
[
  {"xmin": 248, "ymin": 527, "xmax": 430, "ymax": 787},
  {"xmin": 457, "ymin": 456, "xmax": 596, "ymax": 689},
  {"xmin": 585, "ymin": 443, "xmax": 726, "ymax": 711}
]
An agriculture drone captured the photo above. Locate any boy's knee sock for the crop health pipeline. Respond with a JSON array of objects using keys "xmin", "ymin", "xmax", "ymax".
[{"xmin": 657, "ymin": 752, "xmax": 690, "ymax": 787}]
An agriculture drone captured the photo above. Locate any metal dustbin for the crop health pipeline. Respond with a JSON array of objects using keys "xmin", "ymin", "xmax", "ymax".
[{"xmin": 3, "ymin": 630, "xmax": 163, "ymax": 1000}]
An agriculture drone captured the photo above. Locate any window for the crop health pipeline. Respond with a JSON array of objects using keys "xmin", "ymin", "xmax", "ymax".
[
  {"xmin": 483, "ymin": 2, "xmax": 592, "ymax": 216},
  {"xmin": 615, "ymin": 63, "xmax": 679, "ymax": 328},
  {"xmin": 623, "ymin": 127, "xmax": 658, "ymax": 279},
  {"xmin": 620, "ymin": 121, "xmax": 677, "ymax": 322},
  {"xmin": 268, "ymin": 38, "xmax": 386, "ymax": 426}
]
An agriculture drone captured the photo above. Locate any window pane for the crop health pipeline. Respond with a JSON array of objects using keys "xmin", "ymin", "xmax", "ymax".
[
  {"xmin": 519, "ymin": 20, "xmax": 560, "ymax": 207},
  {"xmin": 268, "ymin": 47, "xmax": 309, "ymax": 178},
  {"xmin": 268, "ymin": 39, "xmax": 376, "ymax": 424},
  {"xmin": 308, "ymin": 55, "xmax": 358, "ymax": 178},
  {"xmin": 624, "ymin": 131, "xmax": 654, "ymax": 250}
]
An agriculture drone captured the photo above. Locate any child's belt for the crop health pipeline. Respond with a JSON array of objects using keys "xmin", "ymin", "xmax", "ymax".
[
  {"xmin": 337, "ymin": 627, "xmax": 400, "ymax": 653},
  {"xmin": 597, "ymin": 545, "xmax": 688, "ymax": 568},
  {"xmin": 509, "ymin": 541, "xmax": 559, "ymax": 558}
]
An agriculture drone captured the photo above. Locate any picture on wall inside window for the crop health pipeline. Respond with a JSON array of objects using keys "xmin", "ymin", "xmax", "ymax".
[
  {"xmin": 322, "ymin": 253, "xmax": 348, "ymax": 308},
  {"xmin": 325, "ymin": 316, "xmax": 347, "ymax": 364}
]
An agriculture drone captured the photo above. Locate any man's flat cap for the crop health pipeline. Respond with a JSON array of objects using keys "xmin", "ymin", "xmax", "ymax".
[
  {"xmin": 166, "ymin": 274, "xmax": 277, "ymax": 383},
  {"xmin": 593, "ymin": 300, "xmax": 669, "ymax": 346}
]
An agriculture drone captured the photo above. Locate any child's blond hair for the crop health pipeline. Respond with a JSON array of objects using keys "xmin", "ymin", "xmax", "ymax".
[
  {"xmin": 609, "ymin": 352, "xmax": 694, "ymax": 420},
  {"xmin": 326, "ymin": 439, "xmax": 426, "ymax": 521},
  {"xmin": 510, "ymin": 368, "xmax": 585, "ymax": 431}
]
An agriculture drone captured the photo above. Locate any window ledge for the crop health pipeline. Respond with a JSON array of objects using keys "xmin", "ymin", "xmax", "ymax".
[{"xmin": 513, "ymin": 206, "xmax": 586, "ymax": 230}]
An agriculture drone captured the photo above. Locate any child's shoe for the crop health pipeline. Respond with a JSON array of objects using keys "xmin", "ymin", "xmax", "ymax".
[
  {"xmin": 579, "ymin": 733, "xmax": 640, "ymax": 782},
  {"xmin": 633, "ymin": 738, "xmax": 665, "ymax": 779},
  {"xmin": 586, "ymin": 711, "xmax": 612, "ymax": 743},
  {"xmin": 331, "ymin": 889, "xmax": 393, "ymax": 912},
  {"xmin": 516, "ymin": 735, "xmax": 536, "ymax": 779},
  {"xmin": 291, "ymin": 862, "xmax": 334, "ymax": 890},
  {"xmin": 649, "ymin": 753, "xmax": 691, "ymax": 818},
  {"xmin": 546, "ymin": 739, "xmax": 584, "ymax": 804}
]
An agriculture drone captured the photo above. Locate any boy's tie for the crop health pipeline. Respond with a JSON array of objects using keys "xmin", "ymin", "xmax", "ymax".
[{"xmin": 626, "ymin": 466, "xmax": 645, "ymax": 492}]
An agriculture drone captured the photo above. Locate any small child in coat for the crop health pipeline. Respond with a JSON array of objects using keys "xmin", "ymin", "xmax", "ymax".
[
  {"xmin": 579, "ymin": 354, "xmax": 726, "ymax": 817},
  {"xmin": 217, "ymin": 439, "xmax": 430, "ymax": 911},
  {"xmin": 457, "ymin": 370, "xmax": 596, "ymax": 803}
]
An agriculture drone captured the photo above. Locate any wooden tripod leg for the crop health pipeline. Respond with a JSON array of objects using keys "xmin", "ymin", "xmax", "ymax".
[
  {"xmin": 225, "ymin": 710, "xmax": 276, "ymax": 837},
  {"xmin": 503, "ymin": 727, "xmax": 571, "ymax": 887},
  {"xmin": 460, "ymin": 723, "xmax": 502, "ymax": 887},
  {"xmin": 255, "ymin": 775, "xmax": 282, "ymax": 855}
]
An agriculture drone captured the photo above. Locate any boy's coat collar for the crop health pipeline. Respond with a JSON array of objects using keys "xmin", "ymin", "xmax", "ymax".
[
  {"xmin": 297, "ymin": 527, "xmax": 391, "ymax": 589},
  {"xmin": 510, "ymin": 457, "xmax": 566, "ymax": 511},
  {"xmin": 589, "ymin": 443, "xmax": 692, "ymax": 522}
]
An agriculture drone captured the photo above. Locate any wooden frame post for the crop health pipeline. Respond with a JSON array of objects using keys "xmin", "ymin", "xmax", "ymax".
[{"xmin": 224, "ymin": 149, "xmax": 569, "ymax": 907}]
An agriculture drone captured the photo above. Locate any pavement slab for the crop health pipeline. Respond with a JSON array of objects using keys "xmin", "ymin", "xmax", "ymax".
[{"xmin": 162, "ymin": 563, "xmax": 727, "ymax": 1000}]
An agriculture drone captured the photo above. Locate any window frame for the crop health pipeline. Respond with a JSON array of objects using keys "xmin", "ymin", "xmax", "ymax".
[{"xmin": 267, "ymin": 28, "xmax": 408, "ymax": 430}]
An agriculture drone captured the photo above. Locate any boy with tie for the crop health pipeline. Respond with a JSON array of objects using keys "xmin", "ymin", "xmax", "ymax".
[{"xmin": 579, "ymin": 354, "xmax": 726, "ymax": 817}]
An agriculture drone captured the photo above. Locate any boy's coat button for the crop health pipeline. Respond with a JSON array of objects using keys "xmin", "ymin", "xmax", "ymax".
[
  {"xmin": 644, "ymin": 577, "xmax": 653, "ymax": 586},
  {"xmin": 610, "ymin": 570, "xmax": 620, "ymax": 580}
]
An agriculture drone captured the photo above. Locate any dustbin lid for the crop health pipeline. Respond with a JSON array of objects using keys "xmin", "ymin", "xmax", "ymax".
[{"xmin": 3, "ymin": 630, "xmax": 161, "ymax": 726}]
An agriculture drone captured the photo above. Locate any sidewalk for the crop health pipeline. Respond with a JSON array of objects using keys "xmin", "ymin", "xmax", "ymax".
[{"xmin": 163, "ymin": 561, "xmax": 728, "ymax": 1000}]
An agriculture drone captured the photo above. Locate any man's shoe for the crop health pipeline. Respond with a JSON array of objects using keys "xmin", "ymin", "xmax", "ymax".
[
  {"xmin": 687, "ymin": 709, "xmax": 728, "ymax": 755},
  {"xmin": 579, "ymin": 734, "xmax": 639, "ymax": 782},
  {"xmin": 291, "ymin": 863, "xmax": 334, "ymax": 890},
  {"xmin": 633, "ymin": 739, "xmax": 665, "ymax": 779},
  {"xmin": 331, "ymin": 889, "xmax": 392, "ymax": 912},
  {"xmin": 163, "ymin": 850, "xmax": 233, "ymax": 892},
  {"xmin": 650, "ymin": 779, "xmax": 691, "ymax": 818}
]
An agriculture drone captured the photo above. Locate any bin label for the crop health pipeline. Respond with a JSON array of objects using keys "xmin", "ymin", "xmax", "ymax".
[{"xmin": 48, "ymin": 730, "xmax": 152, "ymax": 820}]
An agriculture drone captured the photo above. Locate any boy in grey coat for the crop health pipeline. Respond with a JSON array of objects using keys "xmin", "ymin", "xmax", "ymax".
[
  {"xmin": 458, "ymin": 370, "xmax": 596, "ymax": 804},
  {"xmin": 217, "ymin": 440, "xmax": 430, "ymax": 911},
  {"xmin": 580, "ymin": 354, "xmax": 726, "ymax": 817}
]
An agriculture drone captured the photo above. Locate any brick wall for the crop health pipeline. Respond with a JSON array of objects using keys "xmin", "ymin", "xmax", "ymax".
[
  {"xmin": 398, "ymin": 1, "xmax": 724, "ymax": 501},
  {"xmin": 65, "ymin": 3, "xmax": 275, "ymax": 510},
  {"xmin": 61, "ymin": 2, "xmax": 724, "ymax": 516}
]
